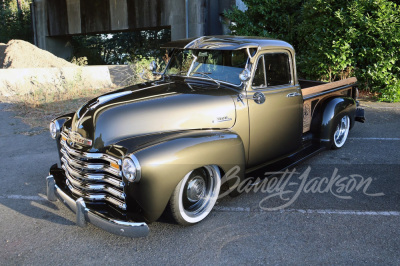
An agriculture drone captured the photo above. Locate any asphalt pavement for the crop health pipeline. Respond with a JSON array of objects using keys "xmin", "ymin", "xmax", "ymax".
[{"xmin": 0, "ymin": 100, "xmax": 399, "ymax": 265}]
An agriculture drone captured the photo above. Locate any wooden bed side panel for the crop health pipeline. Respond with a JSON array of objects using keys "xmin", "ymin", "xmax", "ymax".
[{"xmin": 301, "ymin": 77, "xmax": 357, "ymax": 97}]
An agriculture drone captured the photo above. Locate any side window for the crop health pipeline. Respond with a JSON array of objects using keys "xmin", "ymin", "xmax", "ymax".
[
  {"xmin": 264, "ymin": 53, "xmax": 291, "ymax": 86},
  {"xmin": 252, "ymin": 56, "xmax": 266, "ymax": 87}
]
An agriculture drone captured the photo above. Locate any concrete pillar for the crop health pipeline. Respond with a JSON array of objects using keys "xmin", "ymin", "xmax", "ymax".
[
  {"xmin": 66, "ymin": 0, "xmax": 81, "ymax": 34},
  {"xmin": 162, "ymin": 0, "xmax": 186, "ymax": 40},
  {"xmin": 188, "ymin": 0, "xmax": 206, "ymax": 38},
  {"xmin": 109, "ymin": 0, "xmax": 128, "ymax": 30},
  {"xmin": 32, "ymin": 0, "xmax": 72, "ymax": 60}
]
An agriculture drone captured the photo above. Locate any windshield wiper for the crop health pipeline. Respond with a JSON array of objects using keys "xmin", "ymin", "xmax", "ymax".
[{"xmin": 190, "ymin": 72, "xmax": 220, "ymax": 88}]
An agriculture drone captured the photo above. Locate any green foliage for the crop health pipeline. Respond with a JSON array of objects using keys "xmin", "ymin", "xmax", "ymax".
[
  {"xmin": 128, "ymin": 55, "xmax": 164, "ymax": 84},
  {"xmin": 71, "ymin": 56, "xmax": 88, "ymax": 66},
  {"xmin": 225, "ymin": 0, "xmax": 400, "ymax": 102},
  {"xmin": 0, "ymin": 0, "xmax": 33, "ymax": 43},
  {"xmin": 225, "ymin": 0, "xmax": 304, "ymax": 47},
  {"xmin": 71, "ymin": 28, "xmax": 171, "ymax": 65}
]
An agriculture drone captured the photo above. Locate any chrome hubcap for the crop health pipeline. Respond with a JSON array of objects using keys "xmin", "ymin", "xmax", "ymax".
[
  {"xmin": 186, "ymin": 176, "xmax": 206, "ymax": 202},
  {"xmin": 334, "ymin": 115, "xmax": 350, "ymax": 147}
]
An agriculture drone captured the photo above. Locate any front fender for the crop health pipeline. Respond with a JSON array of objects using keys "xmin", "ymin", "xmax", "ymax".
[
  {"xmin": 319, "ymin": 97, "xmax": 356, "ymax": 146},
  {"xmin": 52, "ymin": 113, "xmax": 74, "ymax": 163},
  {"xmin": 125, "ymin": 130, "xmax": 245, "ymax": 222}
]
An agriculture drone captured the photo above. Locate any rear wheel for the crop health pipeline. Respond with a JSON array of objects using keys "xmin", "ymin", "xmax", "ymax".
[
  {"xmin": 169, "ymin": 165, "xmax": 221, "ymax": 225},
  {"xmin": 331, "ymin": 114, "xmax": 350, "ymax": 149}
]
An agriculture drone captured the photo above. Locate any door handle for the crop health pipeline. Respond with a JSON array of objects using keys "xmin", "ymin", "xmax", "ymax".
[{"xmin": 287, "ymin": 92, "xmax": 301, "ymax": 97}]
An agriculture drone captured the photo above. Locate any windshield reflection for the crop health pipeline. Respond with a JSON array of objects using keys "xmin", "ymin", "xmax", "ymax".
[{"xmin": 165, "ymin": 49, "xmax": 248, "ymax": 85}]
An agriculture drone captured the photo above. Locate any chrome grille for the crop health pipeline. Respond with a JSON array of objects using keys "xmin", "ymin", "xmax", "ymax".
[{"xmin": 60, "ymin": 132, "xmax": 126, "ymax": 210}]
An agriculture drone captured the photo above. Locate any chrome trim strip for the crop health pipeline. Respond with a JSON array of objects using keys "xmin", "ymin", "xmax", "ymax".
[
  {"xmin": 66, "ymin": 179, "xmax": 127, "ymax": 210},
  {"xmin": 63, "ymin": 166, "xmax": 126, "ymax": 200},
  {"xmin": 61, "ymin": 160, "xmax": 124, "ymax": 188},
  {"xmin": 61, "ymin": 148, "xmax": 120, "ymax": 177},
  {"xmin": 59, "ymin": 132, "xmax": 127, "ymax": 210},
  {"xmin": 60, "ymin": 135, "xmax": 120, "ymax": 165},
  {"xmin": 47, "ymin": 175, "xmax": 149, "ymax": 238}
]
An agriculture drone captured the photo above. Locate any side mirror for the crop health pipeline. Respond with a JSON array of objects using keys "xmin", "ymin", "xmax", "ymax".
[
  {"xmin": 149, "ymin": 61, "xmax": 158, "ymax": 73},
  {"xmin": 239, "ymin": 69, "xmax": 251, "ymax": 82}
]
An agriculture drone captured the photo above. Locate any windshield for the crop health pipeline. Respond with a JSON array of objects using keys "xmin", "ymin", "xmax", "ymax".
[{"xmin": 165, "ymin": 49, "xmax": 248, "ymax": 85}]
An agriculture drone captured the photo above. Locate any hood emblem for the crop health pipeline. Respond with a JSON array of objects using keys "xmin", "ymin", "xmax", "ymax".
[{"xmin": 69, "ymin": 131, "xmax": 92, "ymax": 146}]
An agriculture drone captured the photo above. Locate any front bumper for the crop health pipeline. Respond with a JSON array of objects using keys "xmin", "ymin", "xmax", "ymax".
[{"xmin": 46, "ymin": 173, "xmax": 149, "ymax": 238}]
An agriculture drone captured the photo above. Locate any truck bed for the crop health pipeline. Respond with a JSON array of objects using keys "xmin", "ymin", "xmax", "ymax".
[
  {"xmin": 300, "ymin": 77, "xmax": 358, "ymax": 133},
  {"xmin": 300, "ymin": 77, "xmax": 357, "ymax": 99}
]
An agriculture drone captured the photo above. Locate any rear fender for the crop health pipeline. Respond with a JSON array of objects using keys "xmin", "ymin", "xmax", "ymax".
[
  {"xmin": 319, "ymin": 97, "xmax": 356, "ymax": 147},
  {"xmin": 125, "ymin": 131, "xmax": 245, "ymax": 222}
]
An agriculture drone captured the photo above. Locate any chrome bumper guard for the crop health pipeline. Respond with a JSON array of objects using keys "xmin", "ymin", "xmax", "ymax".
[{"xmin": 46, "ymin": 175, "xmax": 149, "ymax": 238}]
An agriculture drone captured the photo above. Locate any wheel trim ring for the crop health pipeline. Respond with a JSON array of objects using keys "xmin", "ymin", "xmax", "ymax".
[{"xmin": 178, "ymin": 165, "xmax": 221, "ymax": 223}]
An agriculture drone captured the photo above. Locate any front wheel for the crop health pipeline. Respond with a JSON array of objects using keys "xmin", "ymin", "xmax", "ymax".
[
  {"xmin": 169, "ymin": 165, "xmax": 221, "ymax": 226},
  {"xmin": 331, "ymin": 114, "xmax": 350, "ymax": 149}
]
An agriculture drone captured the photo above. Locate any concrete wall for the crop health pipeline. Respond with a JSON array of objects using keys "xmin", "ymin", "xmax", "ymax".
[{"xmin": 0, "ymin": 66, "xmax": 113, "ymax": 97}]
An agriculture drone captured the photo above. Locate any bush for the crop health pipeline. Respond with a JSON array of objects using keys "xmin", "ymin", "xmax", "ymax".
[
  {"xmin": 225, "ymin": 0, "xmax": 400, "ymax": 102},
  {"xmin": 225, "ymin": 0, "xmax": 303, "ymax": 47}
]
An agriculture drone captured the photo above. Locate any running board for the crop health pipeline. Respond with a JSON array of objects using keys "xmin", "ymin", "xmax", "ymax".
[{"xmin": 245, "ymin": 144, "xmax": 325, "ymax": 179}]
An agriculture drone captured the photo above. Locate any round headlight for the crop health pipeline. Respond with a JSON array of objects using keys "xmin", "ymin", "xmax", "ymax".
[
  {"xmin": 122, "ymin": 157, "xmax": 137, "ymax": 182},
  {"xmin": 49, "ymin": 122, "xmax": 57, "ymax": 139}
]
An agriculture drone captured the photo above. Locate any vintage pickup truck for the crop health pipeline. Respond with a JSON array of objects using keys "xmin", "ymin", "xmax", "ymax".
[{"xmin": 46, "ymin": 36, "xmax": 365, "ymax": 237}]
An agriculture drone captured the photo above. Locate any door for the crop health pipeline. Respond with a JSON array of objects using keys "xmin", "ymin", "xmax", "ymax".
[{"xmin": 247, "ymin": 51, "xmax": 303, "ymax": 167}]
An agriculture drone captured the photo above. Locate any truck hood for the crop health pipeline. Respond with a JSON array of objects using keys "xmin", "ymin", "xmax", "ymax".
[{"xmin": 70, "ymin": 80, "xmax": 238, "ymax": 150}]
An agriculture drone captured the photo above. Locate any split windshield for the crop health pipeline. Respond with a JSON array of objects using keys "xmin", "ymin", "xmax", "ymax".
[{"xmin": 165, "ymin": 49, "xmax": 249, "ymax": 85}]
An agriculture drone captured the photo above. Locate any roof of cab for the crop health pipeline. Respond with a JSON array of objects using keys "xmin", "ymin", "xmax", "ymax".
[{"xmin": 162, "ymin": 35, "xmax": 294, "ymax": 51}]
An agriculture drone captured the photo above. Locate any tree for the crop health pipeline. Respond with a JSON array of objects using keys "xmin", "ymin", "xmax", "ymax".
[
  {"xmin": 225, "ymin": 0, "xmax": 400, "ymax": 102},
  {"xmin": 16, "ymin": 0, "xmax": 21, "ymax": 13},
  {"xmin": 71, "ymin": 28, "xmax": 171, "ymax": 65},
  {"xmin": 0, "ymin": 0, "xmax": 32, "ymax": 43}
]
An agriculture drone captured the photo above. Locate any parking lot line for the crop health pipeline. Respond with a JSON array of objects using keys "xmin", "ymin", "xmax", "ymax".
[
  {"xmin": 214, "ymin": 206, "xmax": 400, "ymax": 216},
  {"xmin": 0, "ymin": 194, "xmax": 46, "ymax": 201},
  {"xmin": 2, "ymin": 194, "xmax": 399, "ymax": 217},
  {"xmin": 348, "ymin": 137, "xmax": 400, "ymax": 141}
]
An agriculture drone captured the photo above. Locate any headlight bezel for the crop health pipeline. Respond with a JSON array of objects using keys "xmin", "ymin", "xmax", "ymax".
[
  {"xmin": 49, "ymin": 115, "xmax": 73, "ymax": 140},
  {"xmin": 49, "ymin": 121, "xmax": 60, "ymax": 139},
  {"xmin": 122, "ymin": 155, "xmax": 141, "ymax": 182}
]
